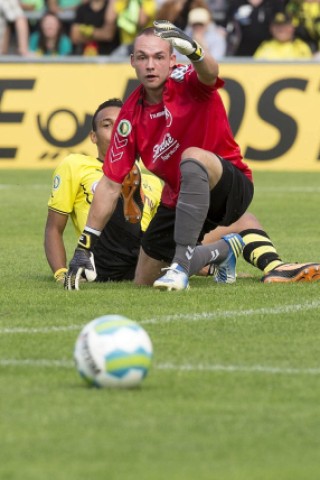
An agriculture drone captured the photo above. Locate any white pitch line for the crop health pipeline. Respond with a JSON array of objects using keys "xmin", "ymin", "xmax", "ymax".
[
  {"xmin": 156, "ymin": 363, "xmax": 320, "ymax": 375},
  {"xmin": 0, "ymin": 325, "xmax": 83, "ymax": 334},
  {"xmin": 1, "ymin": 300, "xmax": 320, "ymax": 334},
  {"xmin": 140, "ymin": 300, "xmax": 320, "ymax": 325},
  {"xmin": 0, "ymin": 358, "xmax": 73, "ymax": 368},
  {"xmin": 0, "ymin": 358, "xmax": 319, "ymax": 375}
]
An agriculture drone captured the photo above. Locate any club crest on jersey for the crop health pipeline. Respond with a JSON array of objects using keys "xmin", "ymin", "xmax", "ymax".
[
  {"xmin": 117, "ymin": 119, "xmax": 132, "ymax": 137},
  {"xmin": 53, "ymin": 175, "xmax": 61, "ymax": 189}
]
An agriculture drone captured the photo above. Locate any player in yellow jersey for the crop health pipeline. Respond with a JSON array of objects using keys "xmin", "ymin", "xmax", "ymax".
[{"xmin": 45, "ymin": 98, "xmax": 162, "ymax": 283}]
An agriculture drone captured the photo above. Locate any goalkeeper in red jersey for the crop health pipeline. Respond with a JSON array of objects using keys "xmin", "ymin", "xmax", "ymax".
[
  {"xmin": 65, "ymin": 22, "xmax": 253, "ymax": 291},
  {"xmin": 65, "ymin": 23, "xmax": 320, "ymax": 290}
]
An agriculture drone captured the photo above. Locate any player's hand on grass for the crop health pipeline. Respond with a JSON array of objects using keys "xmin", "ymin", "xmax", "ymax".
[
  {"xmin": 64, "ymin": 248, "xmax": 97, "ymax": 290},
  {"xmin": 54, "ymin": 268, "xmax": 68, "ymax": 284},
  {"xmin": 153, "ymin": 20, "xmax": 204, "ymax": 62},
  {"xmin": 65, "ymin": 229, "xmax": 99, "ymax": 290}
]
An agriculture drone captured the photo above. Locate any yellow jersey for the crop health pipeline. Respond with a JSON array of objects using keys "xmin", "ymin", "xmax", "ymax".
[
  {"xmin": 48, "ymin": 153, "xmax": 162, "ymax": 236},
  {"xmin": 115, "ymin": 0, "xmax": 156, "ymax": 45},
  {"xmin": 254, "ymin": 39, "xmax": 313, "ymax": 60}
]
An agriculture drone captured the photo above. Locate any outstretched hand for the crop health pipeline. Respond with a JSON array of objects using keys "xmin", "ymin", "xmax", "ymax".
[{"xmin": 153, "ymin": 20, "xmax": 204, "ymax": 62}]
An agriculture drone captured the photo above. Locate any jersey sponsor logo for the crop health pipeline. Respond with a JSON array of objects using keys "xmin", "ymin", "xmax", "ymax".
[
  {"xmin": 153, "ymin": 133, "xmax": 180, "ymax": 162},
  {"xmin": 143, "ymin": 194, "xmax": 155, "ymax": 210},
  {"xmin": 53, "ymin": 174, "xmax": 61, "ymax": 189},
  {"xmin": 149, "ymin": 107, "xmax": 172, "ymax": 127},
  {"xmin": 150, "ymin": 111, "xmax": 165, "ymax": 120},
  {"xmin": 117, "ymin": 119, "xmax": 132, "ymax": 137}
]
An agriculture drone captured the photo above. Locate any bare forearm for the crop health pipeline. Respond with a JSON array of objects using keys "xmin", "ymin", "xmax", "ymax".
[
  {"xmin": 15, "ymin": 17, "xmax": 29, "ymax": 56},
  {"xmin": 44, "ymin": 210, "xmax": 69, "ymax": 274},
  {"xmin": 86, "ymin": 175, "xmax": 122, "ymax": 232},
  {"xmin": 192, "ymin": 53, "xmax": 219, "ymax": 86},
  {"xmin": 44, "ymin": 230, "xmax": 67, "ymax": 273},
  {"xmin": 92, "ymin": 24, "xmax": 116, "ymax": 42},
  {"xmin": 71, "ymin": 23, "xmax": 116, "ymax": 44}
]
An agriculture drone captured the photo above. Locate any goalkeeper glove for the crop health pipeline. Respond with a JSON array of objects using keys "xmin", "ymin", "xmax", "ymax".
[
  {"xmin": 64, "ymin": 229, "xmax": 99, "ymax": 290},
  {"xmin": 79, "ymin": 24, "xmax": 94, "ymax": 39},
  {"xmin": 153, "ymin": 20, "xmax": 204, "ymax": 62}
]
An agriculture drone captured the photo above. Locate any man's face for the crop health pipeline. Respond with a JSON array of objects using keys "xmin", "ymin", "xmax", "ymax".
[
  {"xmin": 131, "ymin": 34, "xmax": 176, "ymax": 93},
  {"xmin": 90, "ymin": 106, "xmax": 120, "ymax": 158}
]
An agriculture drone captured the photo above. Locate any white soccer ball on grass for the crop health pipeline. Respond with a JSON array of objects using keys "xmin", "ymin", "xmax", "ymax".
[{"xmin": 74, "ymin": 315, "xmax": 153, "ymax": 388}]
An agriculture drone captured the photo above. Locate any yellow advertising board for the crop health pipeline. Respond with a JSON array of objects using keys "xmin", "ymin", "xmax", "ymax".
[{"xmin": 0, "ymin": 62, "xmax": 319, "ymax": 170}]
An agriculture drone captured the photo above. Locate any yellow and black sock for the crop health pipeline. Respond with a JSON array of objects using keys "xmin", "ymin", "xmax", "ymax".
[{"xmin": 240, "ymin": 229, "xmax": 284, "ymax": 274}]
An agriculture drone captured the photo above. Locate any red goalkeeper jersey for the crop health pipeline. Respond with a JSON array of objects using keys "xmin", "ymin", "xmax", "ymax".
[{"xmin": 103, "ymin": 64, "xmax": 252, "ymax": 208}]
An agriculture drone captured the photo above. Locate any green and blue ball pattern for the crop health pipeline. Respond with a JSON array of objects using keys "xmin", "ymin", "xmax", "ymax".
[{"xmin": 74, "ymin": 315, "xmax": 153, "ymax": 388}]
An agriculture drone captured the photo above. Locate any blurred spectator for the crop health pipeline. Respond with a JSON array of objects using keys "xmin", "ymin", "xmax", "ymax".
[
  {"xmin": 71, "ymin": 0, "xmax": 119, "ymax": 55},
  {"xmin": 225, "ymin": 0, "xmax": 286, "ymax": 56},
  {"xmin": 108, "ymin": 0, "xmax": 156, "ymax": 58},
  {"xmin": 254, "ymin": 11, "xmax": 313, "ymax": 59},
  {"xmin": 0, "ymin": 0, "xmax": 29, "ymax": 55},
  {"xmin": 47, "ymin": 0, "xmax": 86, "ymax": 37},
  {"xmin": 20, "ymin": 0, "xmax": 46, "ymax": 12},
  {"xmin": 155, "ymin": 0, "xmax": 209, "ymax": 30},
  {"xmin": 286, "ymin": 0, "xmax": 320, "ymax": 53},
  {"xmin": 20, "ymin": 0, "xmax": 46, "ymax": 33},
  {"xmin": 47, "ymin": 0, "xmax": 84, "ymax": 15},
  {"xmin": 206, "ymin": 0, "xmax": 229, "ymax": 26},
  {"xmin": 175, "ymin": 7, "xmax": 227, "ymax": 62},
  {"xmin": 29, "ymin": 10, "xmax": 73, "ymax": 55}
]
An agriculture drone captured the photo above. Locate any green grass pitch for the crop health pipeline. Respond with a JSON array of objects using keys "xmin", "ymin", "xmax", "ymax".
[{"xmin": 1, "ymin": 169, "xmax": 320, "ymax": 480}]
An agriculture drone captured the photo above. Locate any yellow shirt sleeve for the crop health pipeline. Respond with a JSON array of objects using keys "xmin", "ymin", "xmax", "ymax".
[
  {"xmin": 48, "ymin": 154, "xmax": 103, "ymax": 236},
  {"xmin": 48, "ymin": 155, "xmax": 80, "ymax": 214}
]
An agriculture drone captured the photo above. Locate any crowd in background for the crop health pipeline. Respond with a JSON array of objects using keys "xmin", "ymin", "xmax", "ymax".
[{"xmin": 1, "ymin": 0, "xmax": 320, "ymax": 59}]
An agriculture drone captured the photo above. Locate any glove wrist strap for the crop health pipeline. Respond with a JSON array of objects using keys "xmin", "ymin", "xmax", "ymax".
[
  {"xmin": 187, "ymin": 41, "xmax": 204, "ymax": 62},
  {"xmin": 78, "ymin": 227, "xmax": 101, "ymax": 251}
]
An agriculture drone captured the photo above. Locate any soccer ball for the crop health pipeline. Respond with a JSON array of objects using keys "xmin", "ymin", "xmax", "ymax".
[{"xmin": 74, "ymin": 315, "xmax": 153, "ymax": 388}]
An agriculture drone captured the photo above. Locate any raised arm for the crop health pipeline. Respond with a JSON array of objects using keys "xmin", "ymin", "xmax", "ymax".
[{"xmin": 153, "ymin": 20, "xmax": 218, "ymax": 85}]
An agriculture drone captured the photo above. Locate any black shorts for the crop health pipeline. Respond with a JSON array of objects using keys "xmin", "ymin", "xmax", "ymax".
[
  {"xmin": 93, "ymin": 200, "xmax": 141, "ymax": 282},
  {"xmin": 141, "ymin": 158, "xmax": 254, "ymax": 262},
  {"xmin": 95, "ymin": 264, "xmax": 137, "ymax": 282}
]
